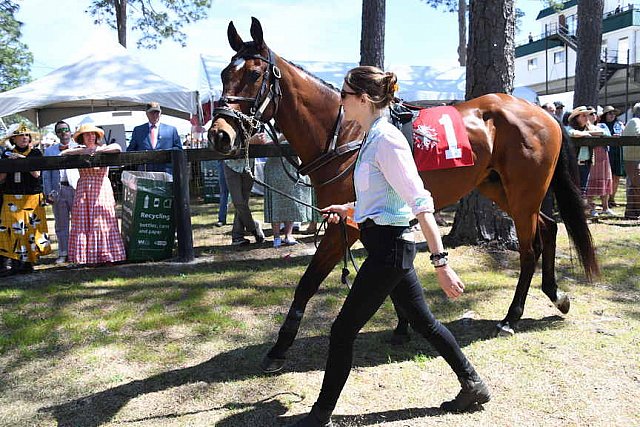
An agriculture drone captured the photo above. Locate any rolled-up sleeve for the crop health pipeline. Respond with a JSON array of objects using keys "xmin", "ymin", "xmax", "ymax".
[{"xmin": 375, "ymin": 131, "xmax": 435, "ymax": 215}]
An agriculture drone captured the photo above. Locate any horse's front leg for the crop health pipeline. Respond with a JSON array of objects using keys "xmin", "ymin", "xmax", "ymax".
[{"xmin": 261, "ymin": 223, "xmax": 360, "ymax": 373}]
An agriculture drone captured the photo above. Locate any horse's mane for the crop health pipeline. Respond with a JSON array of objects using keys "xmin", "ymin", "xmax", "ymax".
[{"xmin": 282, "ymin": 58, "xmax": 340, "ymax": 93}]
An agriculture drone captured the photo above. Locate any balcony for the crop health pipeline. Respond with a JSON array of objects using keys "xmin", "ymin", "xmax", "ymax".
[{"xmin": 516, "ymin": 3, "xmax": 640, "ymax": 58}]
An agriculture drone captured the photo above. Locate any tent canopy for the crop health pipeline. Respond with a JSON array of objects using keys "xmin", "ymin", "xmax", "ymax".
[
  {"xmin": 199, "ymin": 54, "xmax": 539, "ymax": 106},
  {"xmin": 198, "ymin": 54, "xmax": 467, "ymax": 105},
  {"xmin": 0, "ymin": 44, "xmax": 199, "ymax": 126}
]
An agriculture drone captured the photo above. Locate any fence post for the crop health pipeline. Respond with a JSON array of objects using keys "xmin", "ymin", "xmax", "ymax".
[{"xmin": 171, "ymin": 149, "xmax": 195, "ymax": 262}]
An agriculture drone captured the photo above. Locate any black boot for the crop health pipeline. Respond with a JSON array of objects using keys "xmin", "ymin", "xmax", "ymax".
[
  {"xmin": 288, "ymin": 404, "xmax": 333, "ymax": 427},
  {"xmin": 440, "ymin": 374, "xmax": 491, "ymax": 412},
  {"xmin": 15, "ymin": 261, "xmax": 33, "ymax": 274},
  {"xmin": 0, "ymin": 257, "xmax": 17, "ymax": 277}
]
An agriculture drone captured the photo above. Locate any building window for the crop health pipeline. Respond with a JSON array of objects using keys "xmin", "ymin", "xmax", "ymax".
[
  {"xmin": 554, "ymin": 51, "xmax": 565, "ymax": 64},
  {"xmin": 528, "ymin": 58, "xmax": 538, "ymax": 71}
]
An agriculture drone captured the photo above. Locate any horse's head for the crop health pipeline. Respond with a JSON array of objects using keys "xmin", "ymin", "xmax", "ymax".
[{"xmin": 207, "ymin": 17, "xmax": 282, "ymax": 155}]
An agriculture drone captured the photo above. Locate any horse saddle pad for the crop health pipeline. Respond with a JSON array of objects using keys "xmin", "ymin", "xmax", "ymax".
[{"xmin": 412, "ymin": 106, "xmax": 474, "ymax": 171}]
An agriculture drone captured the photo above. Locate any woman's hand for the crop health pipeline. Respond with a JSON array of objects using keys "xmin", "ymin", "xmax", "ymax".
[
  {"xmin": 247, "ymin": 133, "xmax": 268, "ymax": 145},
  {"xmin": 435, "ymin": 265, "xmax": 465, "ymax": 299},
  {"xmin": 320, "ymin": 204, "xmax": 350, "ymax": 224}
]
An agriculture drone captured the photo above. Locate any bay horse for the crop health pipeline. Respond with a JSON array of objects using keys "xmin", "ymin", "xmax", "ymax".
[{"xmin": 208, "ymin": 17, "xmax": 599, "ymax": 373}]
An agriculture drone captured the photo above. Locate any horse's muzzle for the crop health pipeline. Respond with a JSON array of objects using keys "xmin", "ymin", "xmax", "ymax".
[{"xmin": 207, "ymin": 118, "xmax": 238, "ymax": 155}]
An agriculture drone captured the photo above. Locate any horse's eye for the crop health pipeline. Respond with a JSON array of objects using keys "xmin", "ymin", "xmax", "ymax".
[{"xmin": 247, "ymin": 70, "xmax": 261, "ymax": 82}]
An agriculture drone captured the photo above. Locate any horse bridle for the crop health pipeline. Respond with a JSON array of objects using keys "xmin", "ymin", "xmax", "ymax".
[
  {"xmin": 213, "ymin": 47, "xmax": 362, "ymax": 188},
  {"xmin": 213, "ymin": 47, "xmax": 282, "ymax": 145}
]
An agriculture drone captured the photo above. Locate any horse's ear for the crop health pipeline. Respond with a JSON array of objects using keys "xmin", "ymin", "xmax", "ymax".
[
  {"xmin": 227, "ymin": 21, "xmax": 244, "ymax": 52},
  {"xmin": 250, "ymin": 17, "xmax": 264, "ymax": 48}
]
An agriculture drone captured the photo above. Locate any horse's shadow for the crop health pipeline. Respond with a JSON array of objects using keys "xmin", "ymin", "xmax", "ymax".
[{"xmin": 40, "ymin": 316, "xmax": 563, "ymax": 426}]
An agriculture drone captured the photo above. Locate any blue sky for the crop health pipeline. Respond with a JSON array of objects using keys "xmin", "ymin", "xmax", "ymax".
[{"xmin": 18, "ymin": 0, "xmax": 543, "ymax": 90}]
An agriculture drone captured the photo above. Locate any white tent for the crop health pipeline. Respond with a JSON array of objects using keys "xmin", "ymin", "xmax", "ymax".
[
  {"xmin": 0, "ymin": 44, "xmax": 199, "ymax": 126},
  {"xmin": 198, "ymin": 54, "xmax": 467, "ymax": 104},
  {"xmin": 199, "ymin": 54, "xmax": 539, "ymax": 105}
]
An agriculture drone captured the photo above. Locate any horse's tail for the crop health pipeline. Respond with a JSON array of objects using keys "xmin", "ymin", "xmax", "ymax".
[{"xmin": 551, "ymin": 126, "xmax": 600, "ymax": 281}]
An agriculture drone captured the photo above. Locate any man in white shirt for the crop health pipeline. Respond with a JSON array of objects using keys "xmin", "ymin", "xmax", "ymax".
[{"xmin": 42, "ymin": 121, "xmax": 79, "ymax": 263}]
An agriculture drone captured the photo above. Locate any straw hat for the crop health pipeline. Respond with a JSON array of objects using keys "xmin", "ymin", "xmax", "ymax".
[
  {"xmin": 2, "ymin": 122, "xmax": 37, "ymax": 142},
  {"xmin": 568, "ymin": 105, "xmax": 595, "ymax": 121},
  {"xmin": 601, "ymin": 105, "xmax": 621, "ymax": 116},
  {"xmin": 73, "ymin": 123, "xmax": 105, "ymax": 142}
]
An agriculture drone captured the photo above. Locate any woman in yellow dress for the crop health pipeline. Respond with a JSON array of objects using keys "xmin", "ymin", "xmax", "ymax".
[{"xmin": 0, "ymin": 123, "xmax": 51, "ymax": 276}]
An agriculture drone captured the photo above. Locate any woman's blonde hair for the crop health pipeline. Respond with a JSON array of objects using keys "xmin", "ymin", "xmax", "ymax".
[{"xmin": 344, "ymin": 66, "xmax": 398, "ymax": 109}]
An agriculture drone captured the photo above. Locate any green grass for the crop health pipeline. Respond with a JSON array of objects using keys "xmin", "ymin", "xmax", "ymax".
[{"xmin": 0, "ymin": 194, "xmax": 639, "ymax": 426}]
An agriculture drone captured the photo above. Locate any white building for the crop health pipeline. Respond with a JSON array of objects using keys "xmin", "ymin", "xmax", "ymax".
[{"xmin": 515, "ymin": 1, "xmax": 640, "ymax": 109}]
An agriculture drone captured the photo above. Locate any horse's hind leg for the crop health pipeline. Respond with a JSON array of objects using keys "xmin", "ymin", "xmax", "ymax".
[
  {"xmin": 478, "ymin": 181, "xmax": 539, "ymax": 336},
  {"xmin": 261, "ymin": 224, "xmax": 360, "ymax": 373},
  {"xmin": 539, "ymin": 212, "xmax": 570, "ymax": 314},
  {"xmin": 495, "ymin": 211, "xmax": 538, "ymax": 336}
]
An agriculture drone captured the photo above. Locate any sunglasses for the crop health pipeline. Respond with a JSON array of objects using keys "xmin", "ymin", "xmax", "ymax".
[
  {"xmin": 56, "ymin": 127, "xmax": 70, "ymax": 133},
  {"xmin": 340, "ymin": 89, "xmax": 359, "ymax": 100}
]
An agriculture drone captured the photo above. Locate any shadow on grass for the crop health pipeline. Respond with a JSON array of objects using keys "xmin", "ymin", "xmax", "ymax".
[
  {"xmin": 118, "ymin": 399, "xmax": 457, "ymax": 427},
  {"xmin": 39, "ymin": 316, "xmax": 560, "ymax": 427}
]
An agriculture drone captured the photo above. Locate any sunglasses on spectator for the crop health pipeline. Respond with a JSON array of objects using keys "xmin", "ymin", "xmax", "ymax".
[
  {"xmin": 56, "ymin": 127, "xmax": 70, "ymax": 133},
  {"xmin": 340, "ymin": 89, "xmax": 359, "ymax": 100}
]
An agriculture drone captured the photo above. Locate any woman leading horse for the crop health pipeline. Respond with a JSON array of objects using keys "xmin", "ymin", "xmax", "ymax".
[{"xmin": 208, "ymin": 17, "xmax": 599, "ymax": 375}]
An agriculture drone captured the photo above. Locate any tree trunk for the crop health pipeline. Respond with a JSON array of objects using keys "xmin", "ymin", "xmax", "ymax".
[
  {"xmin": 447, "ymin": 0, "xmax": 517, "ymax": 249},
  {"xmin": 573, "ymin": 0, "xmax": 604, "ymax": 107},
  {"xmin": 115, "ymin": 0, "xmax": 127, "ymax": 48},
  {"xmin": 444, "ymin": 191, "xmax": 518, "ymax": 248},
  {"xmin": 465, "ymin": 0, "xmax": 514, "ymax": 98},
  {"xmin": 457, "ymin": 0, "xmax": 466, "ymax": 66},
  {"xmin": 360, "ymin": 0, "xmax": 385, "ymax": 68}
]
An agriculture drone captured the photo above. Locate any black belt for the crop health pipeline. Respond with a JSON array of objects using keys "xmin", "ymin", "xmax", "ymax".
[
  {"xmin": 358, "ymin": 218, "xmax": 418, "ymax": 230},
  {"xmin": 359, "ymin": 218, "xmax": 377, "ymax": 230},
  {"xmin": 60, "ymin": 181, "xmax": 70, "ymax": 186}
]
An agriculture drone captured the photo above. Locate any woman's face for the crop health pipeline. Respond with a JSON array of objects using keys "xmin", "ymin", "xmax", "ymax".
[
  {"xmin": 13, "ymin": 134, "xmax": 30, "ymax": 149},
  {"xmin": 340, "ymin": 84, "xmax": 364, "ymax": 123},
  {"xmin": 576, "ymin": 113, "xmax": 589, "ymax": 126},
  {"xmin": 83, "ymin": 132, "xmax": 97, "ymax": 146},
  {"xmin": 605, "ymin": 112, "xmax": 616, "ymax": 122}
]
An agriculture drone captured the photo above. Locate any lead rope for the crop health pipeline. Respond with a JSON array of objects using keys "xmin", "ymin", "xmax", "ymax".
[{"xmin": 247, "ymin": 167, "xmax": 358, "ymax": 288}]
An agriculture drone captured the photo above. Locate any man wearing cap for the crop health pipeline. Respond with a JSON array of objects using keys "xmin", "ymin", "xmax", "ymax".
[
  {"xmin": 127, "ymin": 102, "xmax": 182, "ymax": 175},
  {"xmin": 42, "ymin": 121, "xmax": 79, "ymax": 264},
  {"xmin": 554, "ymin": 101, "xmax": 565, "ymax": 122}
]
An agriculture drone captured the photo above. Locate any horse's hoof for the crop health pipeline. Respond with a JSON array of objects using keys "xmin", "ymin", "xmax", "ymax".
[
  {"xmin": 260, "ymin": 355, "xmax": 286, "ymax": 374},
  {"xmin": 554, "ymin": 293, "xmax": 570, "ymax": 314},
  {"xmin": 386, "ymin": 331, "xmax": 411, "ymax": 346},
  {"xmin": 494, "ymin": 322, "xmax": 515, "ymax": 337}
]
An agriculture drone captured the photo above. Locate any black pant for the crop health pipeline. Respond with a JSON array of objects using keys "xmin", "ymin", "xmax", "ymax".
[{"xmin": 316, "ymin": 223, "xmax": 474, "ymax": 411}]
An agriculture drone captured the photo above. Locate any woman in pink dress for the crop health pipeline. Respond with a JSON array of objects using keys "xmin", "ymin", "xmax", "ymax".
[
  {"xmin": 585, "ymin": 109, "xmax": 614, "ymax": 217},
  {"xmin": 63, "ymin": 124, "xmax": 126, "ymax": 265}
]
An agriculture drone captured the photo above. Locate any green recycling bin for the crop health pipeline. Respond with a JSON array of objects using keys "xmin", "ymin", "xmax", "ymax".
[
  {"xmin": 201, "ymin": 160, "xmax": 222, "ymax": 203},
  {"xmin": 121, "ymin": 171, "xmax": 176, "ymax": 261}
]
